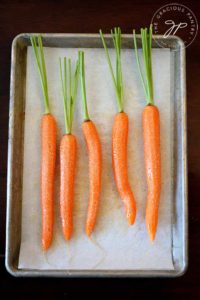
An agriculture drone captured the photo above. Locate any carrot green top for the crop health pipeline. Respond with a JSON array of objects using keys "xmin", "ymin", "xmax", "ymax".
[
  {"xmin": 78, "ymin": 50, "xmax": 90, "ymax": 121},
  {"xmin": 30, "ymin": 35, "xmax": 50, "ymax": 114},
  {"xmin": 59, "ymin": 57, "xmax": 79, "ymax": 134},
  {"xmin": 133, "ymin": 25, "xmax": 154, "ymax": 105},
  {"xmin": 100, "ymin": 27, "xmax": 123, "ymax": 113}
]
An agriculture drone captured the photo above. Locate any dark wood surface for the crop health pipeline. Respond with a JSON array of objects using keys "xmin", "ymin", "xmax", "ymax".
[{"xmin": 0, "ymin": 0, "xmax": 200, "ymax": 298}]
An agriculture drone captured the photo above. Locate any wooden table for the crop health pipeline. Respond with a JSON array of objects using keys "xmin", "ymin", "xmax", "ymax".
[{"xmin": 0, "ymin": 0, "xmax": 199, "ymax": 297}]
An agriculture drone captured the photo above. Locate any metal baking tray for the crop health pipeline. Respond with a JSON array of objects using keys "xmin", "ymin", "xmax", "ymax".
[{"xmin": 6, "ymin": 33, "xmax": 187, "ymax": 277}]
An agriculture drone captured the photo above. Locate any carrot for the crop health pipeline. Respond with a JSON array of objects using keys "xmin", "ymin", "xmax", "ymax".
[
  {"xmin": 112, "ymin": 112, "xmax": 136, "ymax": 224},
  {"xmin": 79, "ymin": 50, "xmax": 102, "ymax": 236},
  {"xmin": 100, "ymin": 27, "xmax": 136, "ymax": 224},
  {"xmin": 31, "ymin": 35, "xmax": 57, "ymax": 250},
  {"xmin": 41, "ymin": 114, "xmax": 56, "ymax": 250},
  {"xmin": 133, "ymin": 25, "xmax": 161, "ymax": 241},
  {"xmin": 59, "ymin": 57, "xmax": 79, "ymax": 240},
  {"xmin": 143, "ymin": 105, "xmax": 161, "ymax": 241}
]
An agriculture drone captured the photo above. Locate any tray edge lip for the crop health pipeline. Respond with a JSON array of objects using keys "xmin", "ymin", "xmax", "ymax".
[
  {"xmin": 10, "ymin": 32, "xmax": 186, "ymax": 45},
  {"xmin": 6, "ymin": 28, "xmax": 18, "ymax": 277},
  {"xmin": 180, "ymin": 39, "xmax": 188, "ymax": 277}
]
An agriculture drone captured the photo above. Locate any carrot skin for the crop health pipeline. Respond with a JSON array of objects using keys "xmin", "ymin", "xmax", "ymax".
[
  {"xmin": 60, "ymin": 134, "xmax": 77, "ymax": 240},
  {"xmin": 143, "ymin": 105, "xmax": 161, "ymax": 241},
  {"xmin": 112, "ymin": 112, "xmax": 136, "ymax": 225},
  {"xmin": 41, "ymin": 114, "xmax": 57, "ymax": 251},
  {"xmin": 82, "ymin": 120, "xmax": 102, "ymax": 236}
]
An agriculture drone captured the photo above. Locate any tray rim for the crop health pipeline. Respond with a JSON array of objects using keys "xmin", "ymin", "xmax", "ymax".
[{"xmin": 6, "ymin": 33, "xmax": 188, "ymax": 277}]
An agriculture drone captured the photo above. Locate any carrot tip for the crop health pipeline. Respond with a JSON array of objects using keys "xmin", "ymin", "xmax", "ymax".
[
  {"xmin": 64, "ymin": 233, "xmax": 72, "ymax": 241},
  {"xmin": 86, "ymin": 231, "xmax": 92, "ymax": 237},
  {"xmin": 86, "ymin": 227, "xmax": 93, "ymax": 237},
  {"xmin": 146, "ymin": 215, "xmax": 158, "ymax": 242},
  {"xmin": 128, "ymin": 218, "xmax": 135, "ymax": 226},
  {"xmin": 42, "ymin": 242, "xmax": 50, "ymax": 252},
  {"xmin": 127, "ymin": 213, "xmax": 136, "ymax": 225},
  {"xmin": 147, "ymin": 227, "xmax": 156, "ymax": 242},
  {"xmin": 126, "ymin": 202, "xmax": 136, "ymax": 225},
  {"xmin": 149, "ymin": 232, "xmax": 156, "ymax": 242}
]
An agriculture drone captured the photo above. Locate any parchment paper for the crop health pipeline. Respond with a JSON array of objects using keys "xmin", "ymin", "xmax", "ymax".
[{"xmin": 19, "ymin": 46, "xmax": 174, "ymax": 270}]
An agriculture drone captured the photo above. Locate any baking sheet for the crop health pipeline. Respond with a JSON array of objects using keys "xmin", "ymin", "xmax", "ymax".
[{"xmin": 19, "ymin": 46, "xmax": 174, "ymax": 270}]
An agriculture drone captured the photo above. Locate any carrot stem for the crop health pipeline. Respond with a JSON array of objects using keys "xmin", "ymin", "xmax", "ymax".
[
  {"xmin": 71, "ymin": 59, "xmax": 79, "ymax": 119},
  {"xmin": 30, "ymin": 35, "xmax": 50, "ymax": 114},
  {"xmin": 59, "ymin": 57, "xmax": 68, "ymax": 133},
  {"xmin": 79, "ymin": 51, "xmax": 90, "ymax": 121},
  {"xmin": 133, "ymin": 25, "xmax": 154, "ymax": 105},
  {"xmin": 100, "ymin": 28, "xmax": 123, "ymax": 113},
  {"xmin": 59, "ymin": 56, "xmax": 79, "ymax": 134}
]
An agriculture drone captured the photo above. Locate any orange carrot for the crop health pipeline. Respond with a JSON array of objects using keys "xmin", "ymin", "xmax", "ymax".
[
  {"xmin": 133, "ymin": 25, "xmax": 161, "ymax": 241},
  {"xmin": 59, "ymin": 57, "xmax": 79, "ymax": 240},
  {"xmin": 31, "ymin": 35, "xmax": 57, "ymax": 250},
  {"xmin": 60, "ymin": 134, "xmax": 77, "ymax": 240},
  {"xmin": 112, "ymin": 112, "xmax": 136, "ymax": 224},
  {"xmin": 79, "ymin": 51, "xmax": 102, "ymax": 236},
  {"xmin": 143, "ymin": 105, "xmax": 161, "ymax": 241},
  {"xmin": 82, "ymin": 121, "xmax": 102, "ymax": 236},
  {"xmin": 100, "ymin": 28, "xmax": 137, "ymax": 224},
  {"xmin": 41, "ymin": 114, "xmax": 56, "ymax": 250}
]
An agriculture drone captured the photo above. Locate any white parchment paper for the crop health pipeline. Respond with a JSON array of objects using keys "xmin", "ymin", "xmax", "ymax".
[{"xmin": 19, "ymin": 46, "xmax": 174, "ymax": 270}]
